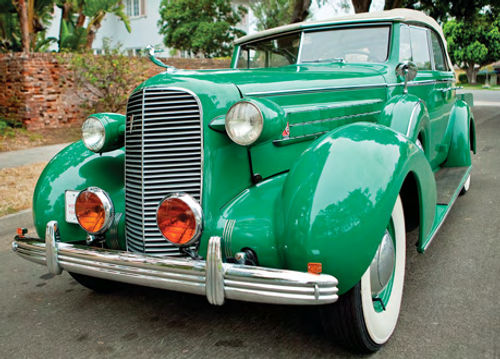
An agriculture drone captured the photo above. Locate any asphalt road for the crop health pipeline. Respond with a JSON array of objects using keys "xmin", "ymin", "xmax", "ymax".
[{"xmin": 0, "ymin": 91, "xmax": 498, "ymax": 358}]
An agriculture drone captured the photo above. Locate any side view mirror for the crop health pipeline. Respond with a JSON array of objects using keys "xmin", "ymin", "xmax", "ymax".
[{"xmin": 396, "ymin": 61, "xmax": 417, "ymax": 94}]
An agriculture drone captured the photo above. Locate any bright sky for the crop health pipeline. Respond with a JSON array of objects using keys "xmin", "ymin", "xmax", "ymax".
[{"xmin": 310, "ymin": 0, "xmax": 386, "ymax": 20}]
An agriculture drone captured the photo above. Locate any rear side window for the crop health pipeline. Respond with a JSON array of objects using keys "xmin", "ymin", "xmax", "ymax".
[
  {"xmin": 410, "ymin": 27, "xmax": 431, "ymax": 70},
  {"xmin": 430, "ymin": 31, "xmax": 448, "ymax": 71}
]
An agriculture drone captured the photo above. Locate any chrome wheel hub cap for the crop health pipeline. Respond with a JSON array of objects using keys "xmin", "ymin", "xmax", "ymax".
[{"xmin": 370, "ymin": 229, "xmax": 396, "ymax": 296}]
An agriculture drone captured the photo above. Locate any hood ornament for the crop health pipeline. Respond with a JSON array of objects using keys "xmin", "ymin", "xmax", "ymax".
[{"xmin": 146, "ymin": 45, "xmax": 176, "ymax": 71}]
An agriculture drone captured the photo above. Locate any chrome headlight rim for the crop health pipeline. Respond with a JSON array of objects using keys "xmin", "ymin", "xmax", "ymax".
[
  {"xmin": 225, "ymin": 101, "xmax": 264, "ymax": 146},
  {"xmin": 156, "ymin": 192, "xmax": 204, "ymax": 247},
  {"xmin": 82, "ymin": 117, "xmax": 106, "ymax": 152},
  {"xmin": 76, "ymin": 187, "xmax": 115, "ymax": 235}
]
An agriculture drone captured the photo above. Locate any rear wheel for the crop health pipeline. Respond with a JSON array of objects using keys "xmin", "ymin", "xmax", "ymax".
[
  {"xmin": 321, "ymin": 195, "xmax": 406, "ymax": 353},
  {"xmin": 460, "ymin": 173, "xmax": 471, "ymax": 195},
  {"xmin": 69, "ymin": 272, "xmax": 123, "ymax": 293}
]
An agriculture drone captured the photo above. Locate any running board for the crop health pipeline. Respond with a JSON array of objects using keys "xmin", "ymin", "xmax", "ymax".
[{"xmin": 418, "ymin": 166, "xmax": 471, "ymax": 252}]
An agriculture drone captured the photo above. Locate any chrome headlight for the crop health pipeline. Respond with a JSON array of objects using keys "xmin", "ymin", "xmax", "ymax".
[
  {"xmin": 225, "ymin": 101, "xmax": 263, "ymax": 146},
  {"xmin": 82, "ymin": 117, "xmax": 105, "ymax": 152}
]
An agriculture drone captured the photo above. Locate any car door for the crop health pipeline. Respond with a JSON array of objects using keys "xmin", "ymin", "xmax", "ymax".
[
  {"xmin": 405, "ymin": 25, "xmax": 447, "ymax": 169},
  {"xmin": 429, "ymin": 29, "xmax": 455, "ymax": 165}
]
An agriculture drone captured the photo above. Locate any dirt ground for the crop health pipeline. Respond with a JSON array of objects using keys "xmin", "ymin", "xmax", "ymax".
[
  {"xmin": 0, "ymin": 127, "xmax": 80, "ymax": 152},
  {"xmin": 0, "ymin": 162, "xmax": 47, "ymax": 216}
]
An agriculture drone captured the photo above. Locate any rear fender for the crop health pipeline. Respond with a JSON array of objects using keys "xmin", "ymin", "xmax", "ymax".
[
  {"xmin": 445, "ymin": 100, "xmax": 475, "ymax": 167},
  {"xmin": 276, "ymin": 123, "xmax": 436, "ymax": 294}
]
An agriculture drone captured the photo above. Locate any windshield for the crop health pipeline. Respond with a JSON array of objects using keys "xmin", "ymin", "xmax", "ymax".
[
  {"xmin": 237, "ymin": 33, "xmax": 301, "ymax": 69},
  {"xmin": 236, "ymin": 25, "xmax": 391, "ymax": 68}
]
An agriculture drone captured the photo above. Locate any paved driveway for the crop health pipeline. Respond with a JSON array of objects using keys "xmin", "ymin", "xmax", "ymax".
[{"xmin": 0, "ymin": 92, "xmax": 498, "ymax": 358}]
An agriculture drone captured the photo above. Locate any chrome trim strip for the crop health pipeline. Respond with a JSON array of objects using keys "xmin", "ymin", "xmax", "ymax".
[
  {"xmin": 13, "ymin": 222, "xmax": 339, "ymax": 306},
  {"xmin": 406, "ymin": 101, "xmax": 422, "ymax": 137},
  {"xmin": 290, "ymin": 110, "xmax": 381, "ymax": 127},
  {"xmin": 246, "ymin": 83, "xmax": 388, "ymax": 97},
  {"xmin": 245, "ymin": 79, "xmax": 455, "ymax": 97},
  {"xmin": 284, "ymin": 99, "xmax": 383, "ymax": 115}
]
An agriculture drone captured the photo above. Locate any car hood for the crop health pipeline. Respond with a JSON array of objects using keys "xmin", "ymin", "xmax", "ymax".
[{"xmin": 138, "ymin": 63, "xmax": 389, "ymax": 98}]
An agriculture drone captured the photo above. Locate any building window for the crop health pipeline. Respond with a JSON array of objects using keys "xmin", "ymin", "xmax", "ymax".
[{"xmin": 126, "ymin": 0, "xmax": 145, "ymax": 17}]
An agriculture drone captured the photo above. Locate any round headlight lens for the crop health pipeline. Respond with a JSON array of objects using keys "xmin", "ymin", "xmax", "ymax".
[
  {"xmin": 225, "ymin": 102, "xmax": 263, "ymax": 146},
  {"xmin": 82, "ymin": 117, "xmax": 105, "ymax": 152},
  {"xmin": 156, "ymin": 193, "xmax": 203, "ymax": 247},
  {"xmin": 75, "ymin": 187, "xmax": 114, "ymax": 234}
]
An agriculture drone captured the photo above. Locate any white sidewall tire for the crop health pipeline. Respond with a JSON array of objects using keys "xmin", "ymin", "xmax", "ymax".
[
  {"xmin": 360, "ymin": 195, "xmax": 406, "ymax": 344},
  {"xmin": 463, "ymin": 174, "xmax": 471, "ymax": 192}
]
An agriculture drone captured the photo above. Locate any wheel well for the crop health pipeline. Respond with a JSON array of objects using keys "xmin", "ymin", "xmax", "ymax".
[
  {"xmin": 400, "ymin": 172, "xmax": 420, "ymax": 235},
  {"xmin": 470, "ymin": 117, "xmax": 476, "ymax": 153}
]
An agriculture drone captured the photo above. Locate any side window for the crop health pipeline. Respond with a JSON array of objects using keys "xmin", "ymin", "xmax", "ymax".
[
  {"xmin": 410, "ymin": 27, "xmax": 431, "ymax": 70},
  {"xmin": 430, "ymin": 31, "xmax": 448, "ymax": 71},
  {"xmin": 399, "ymin": 25, "xmax": 412, "ymax": 62}
]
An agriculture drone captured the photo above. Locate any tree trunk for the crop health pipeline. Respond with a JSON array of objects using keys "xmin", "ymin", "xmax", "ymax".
[
  {"xmin": 466, "ymin": 62, "xmax": 478, "ymax": 84},
  {"xmin": 351, "ymin": 0, "xmax": 371, "ymax": 13},
  {"xmin": 85, "ymin": 13, "xmax": 105, "ymax": 50},
  {"xmin": 58, "ymin": 1, "xmax": 73, "ymax": 50},
  {"xmin": 291, "ymin": 0, "xmax": 312, "ymax": 23},
  {"xmin": 27, "ymin": 0, "xmax": 34, "ymax": 50},
  {"xmin": 13, "ymin": 0, "xmax": 30, "ymax": 53},
  {"xmin": 384, "ymin": 0, "xmax": 402, "ymax": 10}
]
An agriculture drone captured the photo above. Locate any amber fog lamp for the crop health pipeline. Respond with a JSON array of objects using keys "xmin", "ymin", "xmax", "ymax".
[
  {"xmin": 156, "ymin": 193, "xmax": 203, "ymax": 247},
  {"xmin": 75, "ymin": 187, "xmax": 114, "ymax": 234}
]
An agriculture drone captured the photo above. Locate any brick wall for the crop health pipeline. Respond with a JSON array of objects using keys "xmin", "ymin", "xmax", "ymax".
[{"xmin": 0, "ymin": 53, "xmax": 230, "ymax": 129}]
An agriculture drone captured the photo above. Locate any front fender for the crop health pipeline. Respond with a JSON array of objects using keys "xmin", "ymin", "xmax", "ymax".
[
  {"xmin": 379, "ymin": 94, "xmax": 431, "ymax": 148},
  {"xmin": 33, "ymin": 141, "xmax": 125, "ymax": 246},
  {"xmin": 276, "ymin": 123, "xmax": 435, "ymax": 294}
]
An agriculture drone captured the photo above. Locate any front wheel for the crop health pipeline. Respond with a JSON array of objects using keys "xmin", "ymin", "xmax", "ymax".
[
  {"xmin": 69, "ymin": 272, "xmax": 123, "ymax": 293},
  {"xmin": 321, "ymin": 195, "xmax": 406, "ymax": 353}
]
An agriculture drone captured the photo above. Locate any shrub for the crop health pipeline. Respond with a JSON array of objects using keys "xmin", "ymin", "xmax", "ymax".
[{"xmin": 62, "ymin": 42, "xmax": 151, "ymax": 115}]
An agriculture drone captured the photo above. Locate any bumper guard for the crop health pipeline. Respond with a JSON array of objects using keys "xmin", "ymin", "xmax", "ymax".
[{"xmin": 12, "ymin": 221, "xmax": 338, "ymax": 306}]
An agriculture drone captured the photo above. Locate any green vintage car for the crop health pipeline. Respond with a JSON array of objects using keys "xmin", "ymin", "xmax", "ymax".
[{"xmin": 13, "ymin": 9, "xmax": 475, "ymax": 352}]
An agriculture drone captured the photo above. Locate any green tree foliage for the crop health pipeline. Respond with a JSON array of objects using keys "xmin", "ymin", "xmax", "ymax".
[
  {"xmin": 63, "ymin": 41, "xmax": 150, "ymax": 113},
  {"xmin": 351, "ymin": 0, "xmax": 498, "ymax": 23},
  {"xmin": 444, "ymin": 14, "xmax": 500, "ymax": 83},
  {"xmin": 402, "ymin": 0, "xmax": 498, "ymax": 23},
  {"xmin": 251, "ymin": 0, "xmax": 293, "ymax": 30},
  {"xmin": 57, "ymin": 0, "xmax": 131, "ymax": 51},
  {"xmin": 1, "ymin": 0, "xmax": 56, "ymax": 52},
  {"xmin": 0, "ymin": 0, "xmax": 22, "ymax": 52},
  {"xmin": 158, "ymin": 0, "xmax": 246, "ymax": 58}
]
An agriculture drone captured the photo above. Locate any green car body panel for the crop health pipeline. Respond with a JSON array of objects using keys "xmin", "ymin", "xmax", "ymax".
[{"xmin": 31, "ymin": 18, "xmax": 474, "ymax": 295}]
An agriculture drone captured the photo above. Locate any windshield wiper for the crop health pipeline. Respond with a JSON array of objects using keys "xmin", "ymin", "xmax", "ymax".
[{"xmin": 302, "ymin": 57, "xmax": 345, "ymax": 64}]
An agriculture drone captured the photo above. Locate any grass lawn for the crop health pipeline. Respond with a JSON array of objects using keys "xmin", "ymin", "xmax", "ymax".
[
  {"xmin": 0, "ymin": 162, "xmax": 46, "ymax": 216},
  {"xmin": 460, "ymin": 84, "xmax": 500, "ymax": 90},
  {"xmin": 0, "ymin": 127, "xmax": 81, "ymax": 152}
]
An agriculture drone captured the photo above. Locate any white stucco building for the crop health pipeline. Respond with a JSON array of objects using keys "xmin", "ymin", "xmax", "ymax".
[{"xmin": 46, "ymin": 0, "xmax": 254, "ymax": 57}]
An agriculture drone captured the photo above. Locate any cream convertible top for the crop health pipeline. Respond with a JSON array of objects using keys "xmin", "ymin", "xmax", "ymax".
[{"xmin": 235, "ymin": 8, "xmax": 453, "ymax": 70}]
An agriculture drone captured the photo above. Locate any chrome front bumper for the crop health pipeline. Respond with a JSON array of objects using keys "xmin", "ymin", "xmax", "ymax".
[{"xmin": 12, "ymin": 221, "xmax": 338, "ymax": 306}]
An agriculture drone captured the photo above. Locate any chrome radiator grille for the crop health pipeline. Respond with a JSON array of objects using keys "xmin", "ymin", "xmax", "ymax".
[{"xmin": 125, "ymin": 88, "xmax": 202, "ymax": 255}]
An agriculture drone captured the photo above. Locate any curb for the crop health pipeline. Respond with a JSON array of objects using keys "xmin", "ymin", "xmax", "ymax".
[{"xmin": 0, "ymin": 209, "xmax": 33, "ymax": 237}]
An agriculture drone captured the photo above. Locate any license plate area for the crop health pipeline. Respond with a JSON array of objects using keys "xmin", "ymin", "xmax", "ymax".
[{"xmin": 65, "ymin": 190, "xmax": 80, "ymax": 224}]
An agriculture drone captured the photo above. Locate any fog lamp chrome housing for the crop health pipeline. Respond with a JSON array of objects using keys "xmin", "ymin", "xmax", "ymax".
[
  {"xmin": 156, "ymin": 193, "xmax": 203, "ymax": 247},
  {"xmin": 75, "ymin": 187, "xmax": 114, "ymax": 235},
  {"xmin": 82, "ymin": 117, "xmax": 105, "ymax": 152},
  {"xmin": 225, "ymin": 101, "xmax": 263, "ymax": 146}
]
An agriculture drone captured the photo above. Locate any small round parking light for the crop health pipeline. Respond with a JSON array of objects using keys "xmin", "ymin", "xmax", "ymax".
[
  {"xmin": 75, "ymin": 187, "xmax": 114, "ymax": 234},
  {"xmin": 156, "ymin": 193, "xmax": 203, "ymax": 247}
]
